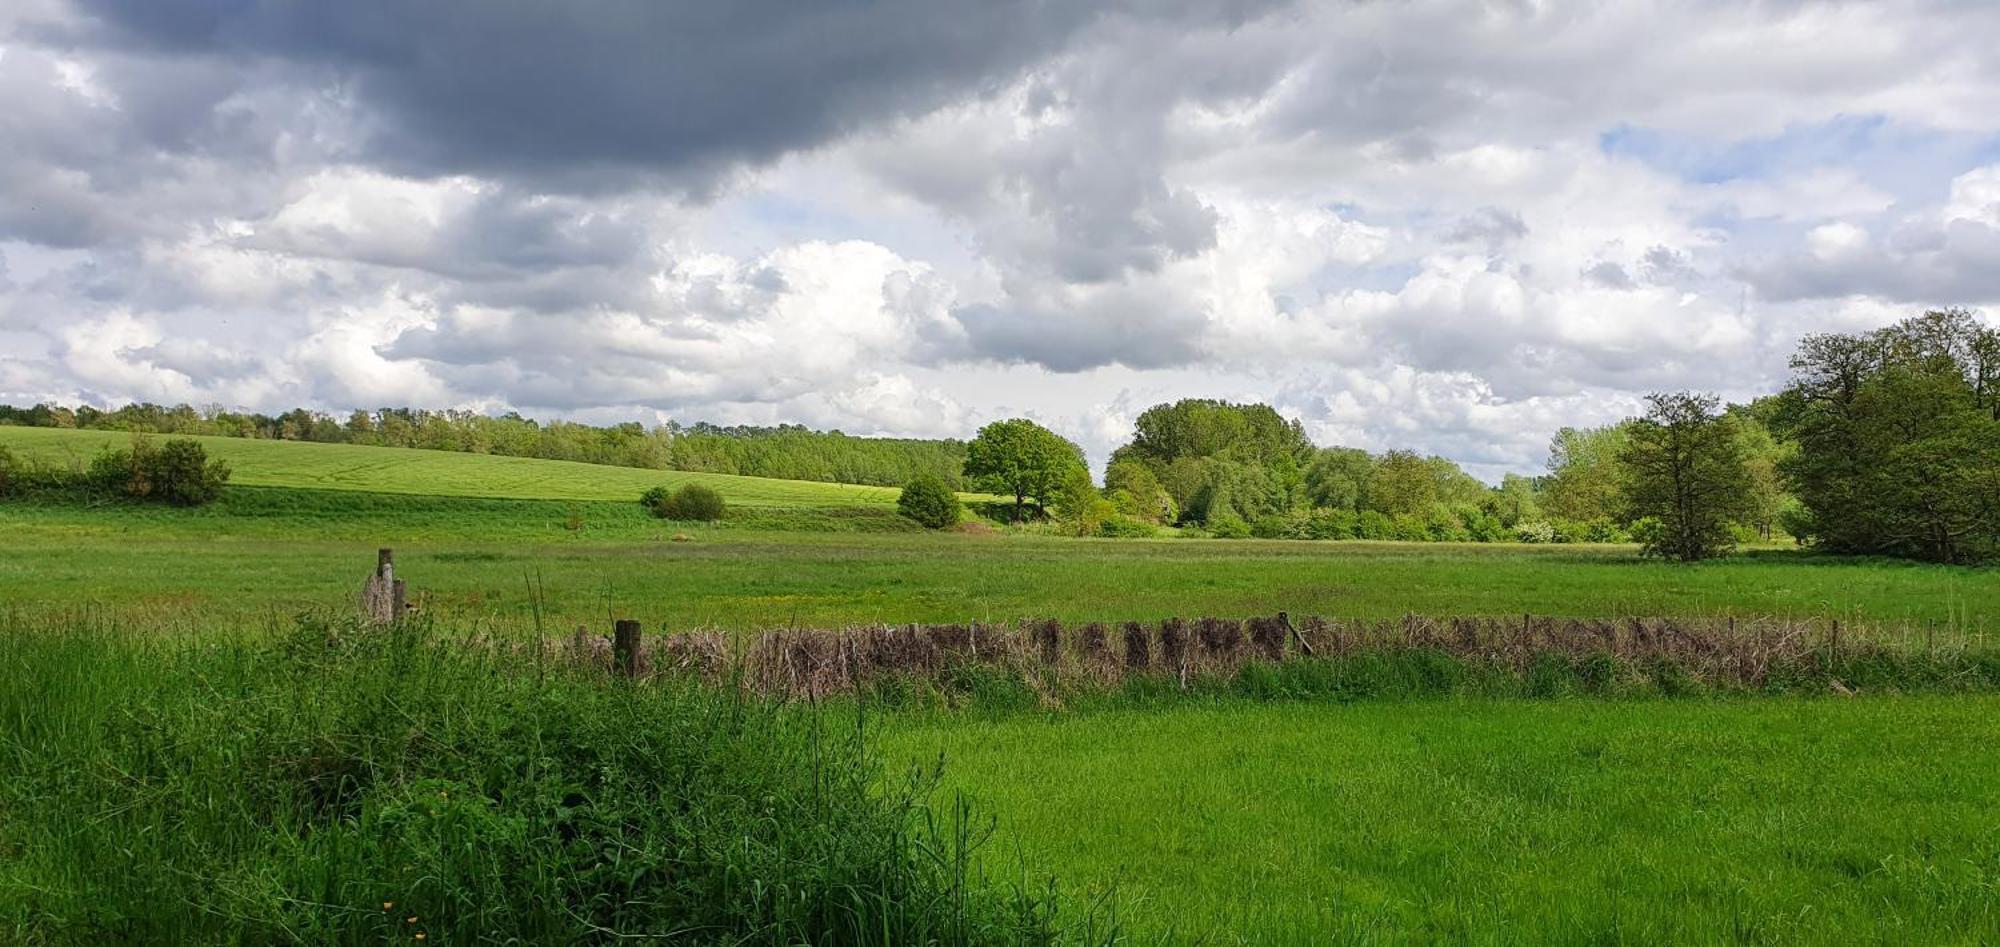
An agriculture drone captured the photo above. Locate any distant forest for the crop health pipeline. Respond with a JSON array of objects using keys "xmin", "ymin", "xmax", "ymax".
[{"xmin": 0, "ymin": 404, "xmax": 968, "ymax": 490}]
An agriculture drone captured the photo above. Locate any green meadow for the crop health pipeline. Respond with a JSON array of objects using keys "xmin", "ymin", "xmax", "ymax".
[
  {"xmin": 0, "ymin": 425, "xmax": 903, "ymax": 507},
  {"xmin": 4, "ymin": 433, "xmax": 1998, "ymax": 944}
]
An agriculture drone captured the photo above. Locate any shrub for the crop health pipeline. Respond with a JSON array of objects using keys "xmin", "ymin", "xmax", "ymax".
[
  {"xmin": 1628, "ymin": 516, "xmax": 1666, "ymax": 552},
  {"xmin": 1250, "ymin": 514, "xmax": 1297, "ymax": 540},
  {"xmin": 0, "ymin": 445, "xmax": 13, "ymax": 496},
  {"xmin": 1208, "ymin": 511, "xmax": 1251, "ymax": 539},
  {"xmin": 1096, "ymin": 516, "xmax": 1158, "ymax": 538},
  {"xmin": 1303, "ymin": 508, "xmax": 1355, "ymax": 540},
  {"xmin": 645, "ymin": 483, "xmax": 726, "ymax": 521},
  {"xmin": 1581, "ymin": 518, "xmax": 1628, "ymax": 544},
  {"xmin": 1355, "ymin": 510, "xmax": 1395, "ymax": 540},
  {"xmin": 1515, "ymin": 521, "xmax": 1556, "ymax": 544},
  {"xmin": 1463, "ymin": 510, "xmax": 1508, "ymax": 543},
  {"xmin": 148, "ymin": 439, "xmax": 231, "ymax": 506},
  {"xmin": 69, "ymin": 437, "xmax": 231, "ymax": 505},
  {"xmin": 896, "ymin": 474, "xmax": 961, "ymax": 529}
]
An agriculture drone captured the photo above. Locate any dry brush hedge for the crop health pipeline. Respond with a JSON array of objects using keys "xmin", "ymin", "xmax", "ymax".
[{"xmin": 541, "ymin": 613, "xmax": 1997, "ymax": 703}]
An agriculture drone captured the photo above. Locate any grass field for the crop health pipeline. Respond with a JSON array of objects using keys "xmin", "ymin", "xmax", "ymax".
[
  {"xmin": 2, "ymin": 486, "xmax": 1995, "ymax": 633},
  {"xmin": 878, "ymin": 698, "xmax": 2000, "ymax": 943},
  {"xmin": 5, "ymin": 428, "xmax": 2000, "ymax": 943},
  {"xmin": 0, "ymin": 425, "xmax": 904, "ymax": 507}
]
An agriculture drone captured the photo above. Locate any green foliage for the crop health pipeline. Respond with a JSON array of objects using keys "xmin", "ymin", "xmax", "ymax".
[
  {"xmin": 1491, "ymin": 473, "xmax": 1542, "ymax": 527},
  {"xmin": 962, "ymin": 419, "xmax": 1086, "ymax": 520},
  {"xmin": 646, "ymin": 483, "xmax": 726, "ymax": 521},
  {"xmin": 1365, "ymin": 451, "xmax": 1437, "ymax": 516},
  {"xmin": 1620, "ymin": 392, "xmax": 1754, "ymax": 561},
  {"xmin": 1102, "ymin": 460, "xmax": 1175, "ymax": 523},
  {"xmin": 7, "ymin": 436, "xmax": 233, "ymax": 506},
  {"xmin": 1304, "ymin": 447, "xmax": 1373, "ymax": 511},
  {"xmin": 1776, "ymin": 309, "xmax": 2000, "ymax": 563},
  {"xmin": 1094, "ymin": 516, "xmax": 1158, "ymax": 538},
  {"xmin": 1543, "ymin": 424, "xmax": 1631, "ymax": 523},
  {"xmin": 0, "ymin": 445, "xmax": 13, "ymax": 497},
  {"xmin": 0, "ymin": 619, "xmax": 1071, "ymax": 944},
  {"xmin": 896, "ymin": 474, "xmax": 962, "ymax": 529},
  {"xmin": 1112, "ymin": 401, "xmax": 1312, "ymax": 523}
]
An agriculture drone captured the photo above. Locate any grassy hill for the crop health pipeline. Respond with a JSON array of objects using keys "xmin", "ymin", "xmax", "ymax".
[{"xmin": 0, "ymin": 426, "xmax": 903, "ymax": 508}]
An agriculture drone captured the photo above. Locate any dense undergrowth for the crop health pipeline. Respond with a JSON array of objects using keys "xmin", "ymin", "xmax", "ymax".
[{"xmin": 0, "ymin": 615, "xmax": 1104, "ymax": 945}]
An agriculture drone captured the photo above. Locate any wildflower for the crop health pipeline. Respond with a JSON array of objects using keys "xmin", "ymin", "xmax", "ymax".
[
  {"xmin": 383, "ymin": 902, "xmax": 394, "ymax": 912},
  {"xmin": 407, "ymin": 916, "xmax": 419, "ymax": 924}
]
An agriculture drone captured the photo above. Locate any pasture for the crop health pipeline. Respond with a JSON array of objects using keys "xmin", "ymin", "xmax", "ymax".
[{"xmin": 4, "ymin": 434, "xmax": 1998, "ymax": 944}]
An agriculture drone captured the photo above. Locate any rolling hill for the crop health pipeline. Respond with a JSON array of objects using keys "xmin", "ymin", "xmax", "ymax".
[{"xmin": 0, "ymin": 426, "xmax": 906, "ymax": 508}]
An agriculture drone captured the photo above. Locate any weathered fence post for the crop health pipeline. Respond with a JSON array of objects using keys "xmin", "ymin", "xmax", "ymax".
[
  {"xmin": 1280, "ymin": 611, "xmax": 1315, "ymax": 657},
  {"xmin": 614, "ymin": 619, "xmax": 643, "ymax": 678},
  {"xmin": 361, "ymin": 548, "xmax": 399, "ymax": 624}
]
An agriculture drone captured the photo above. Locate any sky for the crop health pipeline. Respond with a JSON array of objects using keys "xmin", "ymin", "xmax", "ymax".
[{"xmin": 4, "ymin": 0, "xmax": 2000, "ymax": 480}]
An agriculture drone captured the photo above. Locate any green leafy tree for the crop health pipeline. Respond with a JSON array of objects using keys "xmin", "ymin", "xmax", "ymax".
[
  {"xmin": 1103, "ymin": 459, "xmax": 1175, "ymax": 523},
  {"xmin": 646, "ymin": 484, "xmax": 726, "ymax": 521},
  {"xmin": 1619, "ymin": 392, "xmax": 1753, "ymax": 562},
  {"xmin": 1304, "ymin": 447, "xmax": 1372, "ymax": 511},
  {"xmin": 1776, "ymin": 309, "xmax": 2000, "ymax": 563},
  {"xmin": 1492, "ymin": 473, "xmax": 1542, "ymax": 527},
  {"xmin": 1543, "ymin": 424, "xmax": 1630, "ymax": 523},
  {"xmin": 962, "ymin": 418, "xmax": 1086, "ymax": 520},
  {"xmin": 1366, "ymin": 451, "xmax": 1437, "ymax": 517},
  {"xmin": 896, "ymin": 475, "xmax": 961, "ymax": 529}
]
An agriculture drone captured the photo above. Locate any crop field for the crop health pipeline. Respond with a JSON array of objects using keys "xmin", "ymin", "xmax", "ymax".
[
  {"xmin": 0, "ymin": 425, "xmax": 905, "ymax": 507},
  {"xmin": 4, "ymin": 435, "xmax": 1999, "ymax": 944}
]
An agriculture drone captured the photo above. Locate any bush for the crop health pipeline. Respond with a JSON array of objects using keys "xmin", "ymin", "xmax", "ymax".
[
  {"xmin": 1302, "ymin": 508, "xmax": 1356, "ymax": 540},
  {"xmin": 1515, "ymin": 520, "xmax": 1556, "ymax": 544},
  {"xmin": 644, "ymin": 483, "xmax": 726, "ymax": 521},
  {"xmin": 1250, "ymin": 514, "xmax": 1297, "ymax": 539},
  {"xmin": 1208, "ymin": 511, "xmax": 1251, "ymax": 539},
  {"xmin": 895, "ymin": 474, "xmax": 961, "ymax": 529},
  {"xmin": 0, "ymin": 445, "xmax": 14, "ymax": 497},
  {"xmin": 1355, "ymin": 510, "xmax": 1395, "ymax": 540},
  {"xmin": 1629, "ymin": 516, "xmax": 1666, "ymax": 553},
  {"xmin": 57, "ymin": 437, "xmax": 232, "ymax": 506},
  {"xmin": 1096, "ymin": 515, "xmax": 1158, "ymax": 538}
]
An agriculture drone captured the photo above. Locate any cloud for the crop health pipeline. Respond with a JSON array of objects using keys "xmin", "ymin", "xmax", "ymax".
[
  {"xmin": 1741, "ymin": 164, "xmax": 2000, "ymax": 304},
  {"xmin": 58, "ymin": 0, "xmax": 1123, "ymax": 190},
  {"xmin": 5, "ymin": 0, "xmax": 2000, "ymax": 476}
]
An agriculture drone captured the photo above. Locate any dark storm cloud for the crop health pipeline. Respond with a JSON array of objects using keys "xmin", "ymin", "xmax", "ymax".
[{"xmin": 62, "ymin": 0, "xmax": 1116, "ymax": 190}]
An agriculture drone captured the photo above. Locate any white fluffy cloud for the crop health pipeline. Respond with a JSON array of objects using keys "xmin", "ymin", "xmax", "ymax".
[{"xmin": 4, "ymin": 0, "xmax": 2000, "ymax": 476}]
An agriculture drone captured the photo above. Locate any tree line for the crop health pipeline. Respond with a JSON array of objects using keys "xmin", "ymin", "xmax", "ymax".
[
  {"xmin": 0, "ymin": 405, "xmax": 969, "ymax": 490},
  {"xmin": 948, "ymin": 309, "xmax": 1997, "ymax": 564}
]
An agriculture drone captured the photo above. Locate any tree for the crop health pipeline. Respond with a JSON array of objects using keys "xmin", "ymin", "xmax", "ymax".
[
  {"xmin": 1618, "ymin": 392, "xmax": 1753, "ymax": 562},
  {"xmin": 1104, "ymin": 459, "xmax": 1175, "ymax": 523},
  {"xmin": 896, "ymin": 475, "xmax": 961, "ymax": 529},
  {"xmin": 645, "ymin": 484, "xmax": 726, "ymax": 521},
  {"xmin": 1492, "ymin": 473, "xmax": 1542, "ymax": 527},
  {"xmin": 1304, "ymin": 447, "xmax": 1372, "ymax": 511},
  {"xmin": 1543, "ymin": 424, "xmax": 1630, "ymax": 523},
  {"xmin": 1776, "ymin": 310, "xmax": 2000, "ymax": 563},
  {"xmin": 1366, "ymin": 451, "xmax": 1437, "ymax": 517},
  {"xmin": 962, "ymin": 418, "xmax": 1086, "ymax": 520}
]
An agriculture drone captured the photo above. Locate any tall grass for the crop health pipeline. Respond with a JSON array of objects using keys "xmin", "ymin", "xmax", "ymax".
[{"xmin": 0, "ymin": 614, "xmax": 1100, "ymax": 945}]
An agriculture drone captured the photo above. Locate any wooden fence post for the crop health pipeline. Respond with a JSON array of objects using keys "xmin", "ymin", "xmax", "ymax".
[
  {"xmin": 614, "ymin": 619, "xmax": 643, "ymax": 678},
  {"xmin": 361, "ymin": 548, "xmax": 398, "ymax": 624}
]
